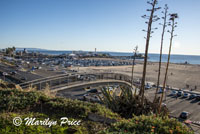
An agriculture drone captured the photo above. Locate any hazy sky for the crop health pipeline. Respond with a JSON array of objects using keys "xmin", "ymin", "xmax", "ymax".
[{"xmin": 0, "ymin": 0, "xmax": 200, "ymax": 55}]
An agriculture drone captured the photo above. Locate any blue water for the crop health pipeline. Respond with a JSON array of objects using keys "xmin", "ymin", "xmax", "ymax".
[{"xmin": 26, "ymin": 50, "xmax": 200, "ymax": 65}]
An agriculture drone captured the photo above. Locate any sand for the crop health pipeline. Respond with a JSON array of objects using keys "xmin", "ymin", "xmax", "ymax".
[{"xmin": 77, "ymin": 61, "xmax": 200, "ymax": 91}]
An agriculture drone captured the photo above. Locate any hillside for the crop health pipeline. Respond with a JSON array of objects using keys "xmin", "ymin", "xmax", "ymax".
[{"xmin": 0, "ymin": 81, "xmax": 194, "ymax": 134}]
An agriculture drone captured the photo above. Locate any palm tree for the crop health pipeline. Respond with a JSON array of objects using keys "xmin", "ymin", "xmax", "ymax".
[
  {"xmin": 158, "ymin": 13, "xmax": 178, "ymax": 114},
  {"xmin": 154, "ymin": 4, "xmax": 169, "ymax": 103},
  {"xmin": 140, "ymin": 0, "xmax": 160, "ymax": 104}
]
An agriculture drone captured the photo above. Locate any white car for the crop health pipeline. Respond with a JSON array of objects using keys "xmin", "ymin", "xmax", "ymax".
[
  {"xmin": 2, "ymin": 72, "xmax": 8, "ymax": 76},
  {"xmin": 162, "ymin": 103, "xmax": 167, "ymax": 106},
  {"xmin": 170, "ymin": 90, "xmax": 178, "ymax": 96}
]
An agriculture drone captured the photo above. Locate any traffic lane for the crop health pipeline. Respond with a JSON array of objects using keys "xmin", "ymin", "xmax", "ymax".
[
  {"xmin": 15, "ymin": 70, "xmax": 42, "ymax": 81},
  {"xmin": 0, "ymin": 64, "xmax": 42, "ymax": 82}
]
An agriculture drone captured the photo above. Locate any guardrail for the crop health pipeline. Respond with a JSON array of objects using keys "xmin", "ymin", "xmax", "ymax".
[{"xmin": 19, "ymin": 72, "xmax": 134, "ymax": 90}]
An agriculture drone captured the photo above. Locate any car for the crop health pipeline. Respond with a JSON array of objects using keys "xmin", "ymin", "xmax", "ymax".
[
  {"xmin": 158, "ymin": 88, "xmax": 165, "ymax": 93},
  {"xmin": 196, "ymin": 95, "xmax": 200, "ymax": 101},
  {"xmin": 183, "ymin": 93, "xmax": 190, "ymax": 98},
  {"xmin": 83, "ymin": 94, "xmax": 88, "ymax": 97},
  {"xmin": 189, "ymin": 94, "xmax": 197, "ymax": 99},
  {"xmin": 62, "ymin": 70, "xmax": 68, "ymax": 74},
  {"xmin": 9, "ymin": 71, "xmax": 17, "ymax": 75},
  {"xmin": 2, "ymin": 72, "xmax": 8, "ymax": 76},
  {"xmin": 145, "ymin": 84, "xmax": 151, "ymax": 89},
  {"xmin": 170, "ymin": 90, "xmax": 177, "ymax": 96},
  {"xmin": 49, "ymin": 68, "xmax": 56, "ymax": 71},
  {"xmin": 179, "ymin": 111, "xmax": 189, "ymax": 119},
  {"xmin": 20, "ymin": 77, "xmax": 27, "ymax": 81},
  {"xmin": 37, "ymin": 66, "xmax": 42, "ymax": 69},
  {"xmin": 177, "ymin": 91, "xmax": 183, "ymax": 97},
  {"xmin": 162, "ymin": 103, "xmax": 167, "ymax": 107},
  {"xmin": 87, "ymin": 89, "xmax": 98, "ymax": 93}
]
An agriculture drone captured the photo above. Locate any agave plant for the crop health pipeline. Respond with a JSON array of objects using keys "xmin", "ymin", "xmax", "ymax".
[
  {"xmin": 99, "ymin": 86, "xmax": 168, "ymax": 118},
  {"xmin": 154, "ymin": 4, "xmax": 169, "ymax": 103},
  {"xmin": 158, "ymin": 13, "xmax": 178, "ymax": 114},
  {"xmin": 140, "ymin": 0, "xmax": 160, "ymax": 105}
]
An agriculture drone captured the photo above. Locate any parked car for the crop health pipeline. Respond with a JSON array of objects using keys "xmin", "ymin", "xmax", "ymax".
[
  {"xmin": 179, "ymin": 111, "xmax": 189, "ymax": 119},
  {"xmin": 183, "ymin": 93, "xmax": 190, "ymax": 98},
  {"xmin": 158, "ymin": 88, "xmax": 165, "ymax": 94},
  {"xmin": 162, "ymin": 103, "xmax": 167, "ymax": 107},
  {"xmin": 177, "ymin": 91, "xmax": 183, "ymax": 97},
  {"xmin": 49, "ymin": 68, "xmax": 56, "ymax": 71},
  {"xmin": 20, "ymin": 77, "xmax": 27, "ymax": 81},
  {"xmin": 196, "ymin": 95, "xmax": 200, "ymax": 101},
  {"xmin": 189, "ymin": 94, "xmax": 197, "ymax": 99},
  {"xmin": 170, "ymin": 90, "xmax": 177, "ymax": 96},
  {"xmin": 145, "ymin": 84, "xmax": 151, "ymax": 89},
  {"xmin": 37, "ymin": 66, "xmax": 42, "ymax": 69},
  {"xmin": 87, "ymin": 89, "xmax": 98, "ymax": 93}
]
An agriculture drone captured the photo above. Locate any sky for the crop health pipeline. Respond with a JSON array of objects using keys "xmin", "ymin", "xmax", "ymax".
[{"xmin": 0, "ymin": 0, "xmax": 200, "ymax": 55}]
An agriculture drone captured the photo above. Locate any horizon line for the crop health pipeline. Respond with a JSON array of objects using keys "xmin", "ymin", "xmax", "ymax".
[{"xmin": 1, "ymin": 47, "xmax": 200, "ymax": 56}]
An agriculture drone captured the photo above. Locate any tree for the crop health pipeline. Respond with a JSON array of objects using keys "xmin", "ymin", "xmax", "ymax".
[
  {"xmin": 140, "ymin": 0, "xmax": 160, "ymax": 104},
  {"xmin": 158, "ymin": 13, "xmax": 178, "ymax": 114},
  {"xmin": 5, "ymin": 46, "xmax": 16, "ymax": 57},
  {"xmin": 154, "ymin": 4, "xmax": 169, "ymax": 103}
]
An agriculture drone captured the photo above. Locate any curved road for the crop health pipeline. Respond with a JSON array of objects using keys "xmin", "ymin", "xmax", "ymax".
[{"xmin": 52, "ymin": 79, "xmax": 134, "ymax": 93}]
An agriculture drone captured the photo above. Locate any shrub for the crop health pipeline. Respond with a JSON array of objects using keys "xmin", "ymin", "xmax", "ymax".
[{"xmin": 100, "ymin": 115, "xmax": 194, "ymax": 134}]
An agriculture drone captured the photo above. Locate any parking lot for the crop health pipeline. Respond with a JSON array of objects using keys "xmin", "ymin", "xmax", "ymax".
[{"xmin": 146, "ymin": 88, "xmax": 200, "ymax": 121}]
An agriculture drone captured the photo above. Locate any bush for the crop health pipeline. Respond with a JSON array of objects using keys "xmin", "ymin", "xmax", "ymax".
[
  {"xmin": 0, "ymin": 88, "xmax": 119, "ymax": 119},
  {"xmin": 100, "ymin": 115, "xmax": 194, "ymax": 134}
]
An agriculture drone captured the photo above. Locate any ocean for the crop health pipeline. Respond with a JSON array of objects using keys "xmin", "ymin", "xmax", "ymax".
[{"xmin": 27, "ymin": 50, "xmax": 200, "ymax": 65}]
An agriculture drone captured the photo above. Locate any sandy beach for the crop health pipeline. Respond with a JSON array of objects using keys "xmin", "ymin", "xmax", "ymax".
[{"xmin": 78, "ymin": 61, "xmax": 200, "ymax": 92}]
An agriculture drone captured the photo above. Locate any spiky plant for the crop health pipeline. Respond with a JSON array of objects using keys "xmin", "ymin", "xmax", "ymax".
[
  {"xmin": 140, "ymin": 0, "xmax": 160, "ymax": 104},
  {"xmin": 158, "ymin": 13, "xmax": 178, "ymax": 114},
  {"xmin": 154, "ymin": 4, "xmax": 169, "ymax": 102},
  {"xmin": 99, "ymin": 86, "xmax": 168, "ymax": 118}
]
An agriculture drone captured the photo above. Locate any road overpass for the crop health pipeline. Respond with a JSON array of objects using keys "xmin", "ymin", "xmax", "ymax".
[
  {"xmin": 52, "ymin": 79, "xmax": 134, "ymax": 93},
  {"xmin": 19, "ymin": 72, "xmax": 136, "ymax": 90}
]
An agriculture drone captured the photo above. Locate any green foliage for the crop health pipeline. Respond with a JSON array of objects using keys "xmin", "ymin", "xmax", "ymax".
[
  {"xmin": 0, "ymin": 88, "xmax": 119, "ymax": 119},
  {"xmin": 0, "ymin": 112, "xmax": 88, "ymax": 134},
  {"xmin": 5, "ymin": 47, "xmax": 15, "ymax": 56},
  {"xmin": 0, "ymin": 88, "xmax": 194, "ymax": 134},
  {"xmin": 100, "ymin": 115, "xmax": 194, "ymax": 134},
  {"xmin": 0, "ymin": 88, "xmax": 119, "ymax": 133}
]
